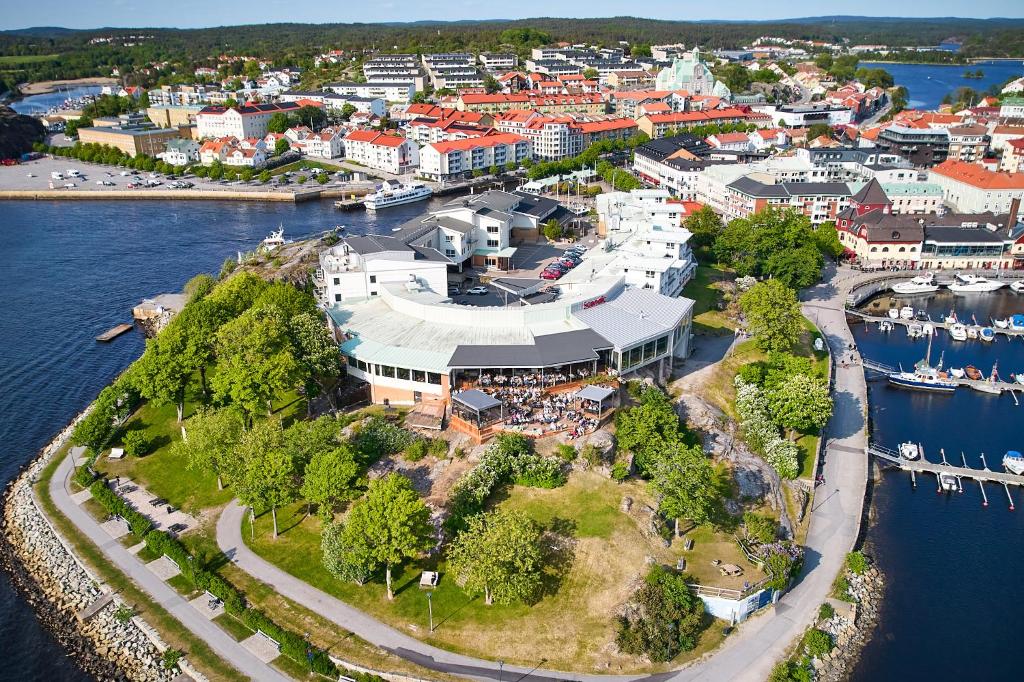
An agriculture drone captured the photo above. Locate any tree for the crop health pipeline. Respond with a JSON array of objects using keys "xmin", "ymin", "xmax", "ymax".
[
  {"xmin": 301, "ymin": 444, "xmax": 361, "ymax": 520},
  {"xmin": 616, "ymin": 566, "xmax": 707, "ymax": 662},
  {"xmin": 649, "ymin": 444, "xmax": 718, "ymax": 536},
  {"xmin": 258, "ymin": 169, "xmax": 272, "ymax": 183},
  {"xmin": 235, "ymin": 418, "xmax": 298, "ymax": 537},
  {"xmin": 289, "ymin": 312, "xmax": 343, "ymax": 408},
  {"xmin": 173, "ymin": 298, "xmax": 225, "ymax": 396},
  {"xmin": 284, "ymin": 415, "xmax": 340, "ymax": 469},
  {"xmin": 317, "ymin": 172, "xmax": 329, "ymax": 185},
  {"xmin": 483, "ymin": 74, "xmax": 501, "ymax": 94},
  {"xmin": 240, "ymin": 168, "xmax": 254, "ymax": 182},
  {"xmin": 807, "ymin": 123, "xmax": 832, "ymax": 141},
  {"xmin": 253, "ymin": 282, "xmax": 317, "ymax": 319},
  {"xmin": 296, "ymin": 105, "xmax": 327, "ymax": 129},
  {"xmin": 134, "ymin": 332, "xmax": 193, "ymax": 422},
  {"xmin": 172, "ymin": 407, "xmax": 243, "ymax": 490},
  {"xmin": 739, "ymin": 280, "xmax": 803, "ymax": 354},
  {"xmin": 322, "ymin": 520, "xmax": 375, "ymax": 585},
  {"xmin": 770, "ymin": 373, "xmax": 832, "ymax": 434},
  {"xmin": 212, "ymin": 305, "xmax": 302, "ymax": 425},
  {"xmin": 267, "ymin": 112, "xmax": 291, "ymax": 134},
  {"xmin": 813, "ymin": 221, "xmax": 844, "ymax": 259},
  {"xmin": 543, "ymin": 219, "xmax": 562, "ymax": 241},
  {"xmin": 274, "ymin": 138, "xmax": 290, "ymax": 156},
  {"xmin": 183, "ymin": 273, "xmax": 216, "ymax": 303},
  {"xmin": 339, "ymin": 103, "xmax": 357, "ymax": 121},
  {"xmin": 447, "ymin": 510, "xmax": 543, "ymax": 606},
  {"xmin": 340, "ymin": 473, "xmax": 432, "ymax": 600},
  {"xmin": 714, "ymin": 208, "xmax": 824, "ymax": 287},
  {"xmin": 743, "ymin": 512, "xmax": 778, "ymax": 544},
  {"xmin": 207, "ymin": 272, "xmax": 268, "ymax": 318},
  {"xmin": 614, "ymin": 387, "xmax": 685, "ymax": 476},
  {"xmin": 684, "ymin": 205, "xmax": 723, "ymax": 248},
  {"xmin": 582, "ymin": 67, "xmax": 599, "ymax": 80}
]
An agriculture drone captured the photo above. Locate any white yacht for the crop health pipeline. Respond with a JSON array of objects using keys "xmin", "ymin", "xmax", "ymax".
[
  {"xmin": 948, "ymin": 323, "xmax": 968, "ymax": 341},
  {"xmin": 1010, "ymin": 281, "xmax": 1024, "ymax": 294},
  {"xmin": 899, "ymin": 442, "xmax": 921, "ymax": 461},
  {"xmin": 899, "ymin": 305, "xmax": 916, "ymax": 320},
  {"xmin": 363, "ymin": 180, "xmax": 433, "ymax": 210},
  {"xmin": 1003, "ymin": 451, "xmax": 1024, "ymax": 476},
  {"xmin": 947, "ymin": 273, "xmax": 1006, "ymax": 293},
  {"xmin": 892, "ymin": 273, "xmax": 939, "ymax": 295}
]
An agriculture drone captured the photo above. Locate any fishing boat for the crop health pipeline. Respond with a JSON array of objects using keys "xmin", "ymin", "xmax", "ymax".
[
  {"xmin": 1010, "ymin": 281, "xmax": 1024, "ymax": 294},
  {"xmin": 939, "ymin": 472, "xmax": 959, "ymax": 492},
  {"xmin": 1003, "ymin": 451, "xmax": 1024, "ymax": 476},
  {"xmin": 947, "ymin": 273, "xmax": 1006, "ymax": 293},
  {"xmin": 907, "ymin": 323, "xmax": 923, "ymax": 338},
  {"xmin": 363, "ymin": 180, "xmax": 433, "ymax": 210},
  {"xmin": 948, "ymin": 323, "xmax": 968, "ymax": 341},
  {"xmin": 899, "ymin": 442, "xmax": 922, "ymax": 461},
  {"xmin": 979, "ymin": 327, "xmax": 995, "ymax": 342},
  {"xmin": 1010, "ymin": 314, "xmax": 1024, "ymax": 332},
  {"xmin": 887, "ymin": 334, "xmax": 957, "ymax": 393},
  {"xmin": 878, "ymin": 320, "xmax": 894, "ymax": 332},
  {"xmin": 892, "ymin": 273, "xmax": 940, "ymax": 295},
  {"xmin": 965, "ymin": 365, "xmax": 983, "ymax": 380},
  {"xmin": 899, "ymin": 305, "xmax": 915, "ymax": 320}
]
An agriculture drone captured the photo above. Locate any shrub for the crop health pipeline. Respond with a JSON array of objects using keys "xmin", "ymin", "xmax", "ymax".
[
  {"xmin": 580, "ymin": 444, "xmax": 604, "ymax": 467},
  {"xmin": 513, "ymin": 456, "xmax": 566, "ymax": 488},
  {"xmin": 611, "ymin": 461, "xmax": 630, "ymax": 482},
  {"xmin": 114, "ymin": 605, "xmax": 134, "ymax": 623},
  {"xmin": 556, "ymin": 443, "xmax": 577, "ymax": 461},
  {"xmin": 832, "ymin": 574, "xmax": 853, "ymax": 602},
  {"xmin": 73, "ymin": 464, "xmax": 97, "ymax": 489},
  {"xmin": 353, "ymin": 417, "xmax": 414, "ymax": 461},
  {"xmin": 742, "ymin": 512, "xmax": 778, "ymax": 544},
  {"xmin": 428, "ymin": 438, "xmax": 449, "ymax": 458},
  {"xmin": 616, "ymin": 566, "xmax": 707, "ymax": 662},
  {"xmin": 846, "ymin": 550, "xmax": 868, "ymax": 575},
  {"xmin": 404, "ymin": 439, "xmax": 429, "ymax": 462},
  {"xmin": 818, "ymin": 602, "xmax": 834, "ymax": 621},
  {"xmin": 161, "ymin": 649, "xmax": 183, "ymax": 670},
  {"xmin": 803, "ymin": 628, "xmax": 833, "ymax": 658},
  {"xmin": 89, "ymin": 480, "xmax": 152, "ymax": 537},
  {"xmin": 121, "ymin": 430, "xmax": 153, "ymax": 457}
]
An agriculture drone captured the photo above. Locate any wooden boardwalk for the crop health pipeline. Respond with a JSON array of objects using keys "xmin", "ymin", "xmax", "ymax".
[
  {"xmin": 95, "ymin": 323, "xmax": 133, "ymax": 342},
  {"xmin": 848, "ymin": 308, "xmax": 1024, "ymax": 339},
  {"xmin": 869, "ymin": 444, "xmax": 1024, "ymax": 487}
]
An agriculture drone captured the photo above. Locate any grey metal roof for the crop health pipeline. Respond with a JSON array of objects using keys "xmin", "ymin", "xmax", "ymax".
[
  {"xmin": 728, "ymin": 176, "xmax": 789, "ymax": 198},
  {"xmin": 447, "ymin": 328, "xmax": 611, "ymax": 369},
  {"xmin": 444, "ymin": 190, "xmax": 520, "ymax": 214},
  {"xmin": 512, "ymin": 191, "xmax": 560, "ymax": 217},
  {"xmin": 491, "ymin": 277, "xmax": 544, "ymax": 295},
  {"xmin": 573, "ymin": 288, "xmax": 694, "ymax": 350},
  {"xmin": 434, "ymin": 216, "xmax": 476, "ymax": 234},
  {"xmin": 410, "ymin": 245, "xmax": 452, "ymax": 263},
  {"xmin": 924, "ymin": 226, "xmax": 1010, "ymax": 244},
  {"xmin": 452, "ymin": 389, "xmax": 502, "ymax": 412},
  {"xmin": 344, "ymin": 235, "xmax": 410, "ymax": 254},
  {"xmin": 575, "ymin": 385, "xmax": 615, "ymax": 402}
]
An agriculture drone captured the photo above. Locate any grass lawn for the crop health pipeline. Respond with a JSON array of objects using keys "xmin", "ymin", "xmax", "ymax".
[
  {"xmin": 270, "ymin": 160, "xmax": 345, "ymax": 176},
  {"xmin": 682, "ymin": 264, "xmax": 736, "ymax": 337},
  {"xmin": 213, "ymin": 613, "xmax": 254, "ymax": 641},
  {"xmin": 246, "ymin": 471, "xmax": 728, "ymax": 673},
  {"xmin": 0, "ymin": 54, "xmax": 59, "ymax": 65},
  {"xmin": 668, "ymin": 525, "xmax": 764, "ymax": 591}
]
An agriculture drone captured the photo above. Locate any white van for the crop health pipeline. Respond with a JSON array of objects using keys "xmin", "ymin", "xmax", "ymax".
[
  {"xmin": 66, "ymin": 169, "xmax": 82, "ymax": 177},
  {"xmin": 51, "ymin": 171, "xmax": 64, "ymax": 180}
]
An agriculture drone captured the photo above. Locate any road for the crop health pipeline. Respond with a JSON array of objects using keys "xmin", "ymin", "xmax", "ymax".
[
  {"xmin": 214, "ymin": 262, "xmax": 872, "ymax": 682},
  {"xmin": 48, "ymin": 452, "xmax": 290, "ymax": 682}
]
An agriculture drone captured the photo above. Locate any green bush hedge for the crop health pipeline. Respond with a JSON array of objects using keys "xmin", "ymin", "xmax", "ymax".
[{"xmin": 89, "ymin": 480, "xmax": 152, "ymax": 537}]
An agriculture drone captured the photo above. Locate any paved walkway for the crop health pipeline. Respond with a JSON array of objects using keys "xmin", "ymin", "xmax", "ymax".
[
  {"xmin": 48, "ymin": 453, "xmax": 290, "ymax": 682},
  {"xmin": 214, "ymin": 263, "xmax": 872, "ymax": 682}
]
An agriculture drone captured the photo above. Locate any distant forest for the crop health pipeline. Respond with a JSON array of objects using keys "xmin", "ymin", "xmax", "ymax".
[{"xmin": 3, "ymin": 16, "xmax": 1024, "ymax": 91}]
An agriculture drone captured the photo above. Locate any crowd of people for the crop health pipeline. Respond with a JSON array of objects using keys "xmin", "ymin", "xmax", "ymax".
[
  {"xmin": 476, "ymin": 367, "xmax": 592, "ymax": 388},
  {"xmin": 484, "ymin": 386, "xmax": 600, "ymax": 438}
]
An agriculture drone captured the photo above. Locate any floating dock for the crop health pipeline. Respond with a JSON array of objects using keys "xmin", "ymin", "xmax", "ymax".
[
  {"xmin": 96, "ymin": 323, "xmax": 133, "ymax": 342},
  {"xmin": 869, "ymin": 444, "xmax": 1024, "ymax": 498},
  {"xmin": 334, "ymin": 198, "xmax": 364, "ymax": 211},
  {"xmin": 861, "ymin": 358, "xmax": 1024, "ymax": 395},
  {"xmin": 848, "ymin": 309, "xmax": 1024, "ymax": 339}
]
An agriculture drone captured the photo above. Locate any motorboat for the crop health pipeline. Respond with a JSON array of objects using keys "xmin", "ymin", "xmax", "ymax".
[
  {"xmin": 1003, "ymin": 451, "xmax": 1024, "ymax": 476},
  {"xmin": 878, "ymin": 320, "xmax": 894, "ymax": 332},
  {"xmin": 887, "ymin": 308, "xmax": 900, "ymax": 320},
  {"xmin": 965, "ymin": 365, "xmax": 983, "ymax": 380},
  {"xmin": 945, "ymin": 310, "xmax": 959, "ymax": 324},
  {"xmin": 1016, "ymin": 374, "xmax": 1024, "ymax": 386},
  {"xmin": 899, "ymin": 442, "xmax": 921, "ymax": 461},
  {"xmin": 261, "ymin": 226, "xmax": 289, "ymax": 250},
  {"xmin": 899, "ymin": 305, "xmax": 915, "ymax": 320},
  {"xmin": 971, "ymin": 382, "xmax": 1002, "ymax": 395},
  {"xmin": 967, "ymin": 326, "xmax": 979, "ymax": 340},
  {"xmin": 907, "ymin": 323, "xmax": 923, "ymax": 338},
  {"xmin": 947, "ymin": 273, "xmax": 1006, "ymax": 293},
  {"xmin": 887, "ymin": 336, "xmax": 957, "ymax": 393},
  {"xmin": 1010, "ymin": 314, "xmax": 1024, "ymax": 332},
  {"xmin": 923, "ymin": 323, "xmax": 935, "ymax": 336},
  {"xmin": 950, "ymin": 367, "xmax": 966, "ymax": 379},
  {"xmin": 363, "ymin": 180, "xmax": 433, "ymax": 210},
  {"xmin": 994, "ymin": 318, "xmax": 1009, "ymax": 329},
  {"xmin": 939, "ymin": 473, "xmax": 959, "ymax": 492},
  {"xmin": 979, "ymin": 327, "xmax": 995, "ymax": 342},
  {"xmin": 1010, "ymin": 281, "xmax": 1024, "ymax": 293},
  {"xmin": 892, "ymin": 273, "xmax": 940, "ymax": 295},
  {"xmin": 915, "ymin": 311, "xmax": 931, "ymax": 322},
  {"xmin": 948, "ymin": 323, "xmax": 968, "ymax": 341}
]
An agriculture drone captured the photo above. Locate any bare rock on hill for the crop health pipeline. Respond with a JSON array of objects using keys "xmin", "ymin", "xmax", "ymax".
[{"xmin": 0, "ymin": 105, "xmax": 45, "ymax": 159}]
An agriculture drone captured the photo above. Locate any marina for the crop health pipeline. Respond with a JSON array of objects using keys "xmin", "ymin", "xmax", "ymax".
[{"xmin": 848, "ymin": 308, "xmax": 1024, "ymax": 340}]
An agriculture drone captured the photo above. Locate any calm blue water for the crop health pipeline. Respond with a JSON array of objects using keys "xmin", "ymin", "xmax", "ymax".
[
  {"xmin": 0, "ymin": 197, "xmax": 447, "ymax": 681},
  {"xmin": 862, "ymin": 60, "xmax": 1024, "ymax": 110},
  {"xmin": 850, "ymin": 289, "xmax": 1024, "ymax": 680},
  {"xmin": 9, "ymin": 85, "xmax": 103, "ymax": 115}
]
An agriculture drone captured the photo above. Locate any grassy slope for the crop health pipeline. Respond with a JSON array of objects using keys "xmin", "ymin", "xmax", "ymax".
[{"xmin": 682, "ymin": 264, "xmax": 736, "ymax": 337}]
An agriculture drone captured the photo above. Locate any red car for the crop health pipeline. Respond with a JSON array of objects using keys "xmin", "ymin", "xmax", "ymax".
[{"xmin": 540, "ymin": 269, "xmax": 562, "ymax": 280}]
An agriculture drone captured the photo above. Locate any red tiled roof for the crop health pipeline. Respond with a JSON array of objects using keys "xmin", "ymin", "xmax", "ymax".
[
  {"xmin": 930, "ymin": 159, "xmax": 1024, "ymax": 190},
  {"xmin": 577, "ymin": 118, "xmax": 638, "ymax": 133},
  {"xmin": 430, "ymin": 133, "xmax": 527, "ymax": 154},
  {"xmin": 644, "ymin": 107, "xmax": 750, "ymax": 124},
  {"xmin": 344, "ymin": 130, "xmax": 408, "ymax": 147}
]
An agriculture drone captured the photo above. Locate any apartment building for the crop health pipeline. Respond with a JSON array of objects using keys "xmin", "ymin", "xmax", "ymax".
[
  {"xmin": 195, "ymin": 102, "xmax": 301, "ymax": 139},
  {"xmin": 945, "ymin": 125, "xmax": 990, "ymax": 163},
  {"xmin": 478, "ymin": 53, "xmax": 518, "ymax": 72},
  {"xmin": 279, "ymin": 90, "xmax": 386, "ymax": 117},
  {"xmin": 723, "ymin": 177, "xmax": 852, "ymax": 224},
  {"xmin": 494, "ymin": 111, "xmax": 583, "ymax": 161},
  {"xmin": 77, "ymin": 124, "xmax": 186, "ymax": 158},
  {"xmin": 928, "ymin": 159, "xmax": 1024, "ymax": 213},
  {"xmin": 457, "ymin": 93, "xmax": 606, "ymax": 115},
  {"xmin": 343, "ymin": 130, "xmax": 420, "ymax": 175},
  {"xmin": 419, "ymin": 134, "xmax": 531, "ymax": 181},
  {"xmin": 636, "ymin": 108, "xmax": 753, "ymax": 138},
  {"xmin": 326, "ymin": 81, "xmax": 416, "ymax": 104}
]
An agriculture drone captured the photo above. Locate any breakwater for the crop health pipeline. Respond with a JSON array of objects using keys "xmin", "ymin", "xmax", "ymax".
[{"xmin": 0, "ymin": 411, "xmax": 194, "ymax": 682}]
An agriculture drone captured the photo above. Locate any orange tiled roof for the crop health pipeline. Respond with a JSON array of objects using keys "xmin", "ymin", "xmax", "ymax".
[{"xmin": 931, "ymin": 159, "xmax": 1024, "ymax": 190}]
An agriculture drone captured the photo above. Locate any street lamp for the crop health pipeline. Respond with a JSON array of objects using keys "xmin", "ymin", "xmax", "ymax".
[
  {"xmin": 498, "ymin": 660, "xmax": 504, "ymax": 682},
  {"xmin": 426, "ymin": 591, "xmax": 434, "ymax": 633}
]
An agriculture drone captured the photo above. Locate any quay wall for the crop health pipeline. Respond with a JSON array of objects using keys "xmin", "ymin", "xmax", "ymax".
[{"xmin": 0, "ymin": 410, "xmax": 199, "ymax": 682}]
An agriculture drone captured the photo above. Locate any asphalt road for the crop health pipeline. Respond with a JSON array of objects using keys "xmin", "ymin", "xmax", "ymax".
[{"xmin": 48, "ymin": 453, "xmax": 290, "ymax": 682}]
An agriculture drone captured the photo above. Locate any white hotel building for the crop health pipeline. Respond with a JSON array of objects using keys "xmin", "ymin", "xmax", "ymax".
[{"xmin": 195, "ymin": 102, "xmax": 300, "ymax": 139}]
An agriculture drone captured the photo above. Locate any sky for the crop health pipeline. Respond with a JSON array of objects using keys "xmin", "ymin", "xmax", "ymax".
[{"xmin": 2, "ymin": 0, "xmax": 1022, "ymax": 30}]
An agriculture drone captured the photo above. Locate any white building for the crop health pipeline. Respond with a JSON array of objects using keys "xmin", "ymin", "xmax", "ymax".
[
  {"xmin": 195, "ymin": 102, "xmax": 300, "ymax": 140},
  {"xmin": 316, "ymin": 235, "xmax": 450, "ymax": 305},
  {"xmin": 1000, "ymin": 97, "xmax": 1024, "ymax": 120},
  {"xmin": 928, "ymin": 159, "xmax": 1024, "ymax": 213},
  {"xmin": 494, "ymin": 111, "xmax": 583, "ymax": 161},
  {"xmin": 279, "ymin": 90, "xmax": 386, "ymax": 117},
  {"xmin": 756, "ymin": 104, "xmax": 854, "ymax": 127},
  {"xmin": 326, "ymin": 81, "xmax": 417, "ymax": 104},
  {"xmin": 419, "ymin": 134, "xmax": 531, "ymax": 181},
  {"xmin": 159, "ymin": 138, "xmax": 200, "ymax": 166},
  {"xmin": 343, "ymin": 130, "xmax": 420, "ymax": 175},
  {"xmin": 478, "ymin": 53, "xmax": 518, "ymax": 72}
]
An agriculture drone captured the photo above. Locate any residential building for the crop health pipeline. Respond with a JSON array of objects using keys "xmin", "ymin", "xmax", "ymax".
[
  {"xmin": 326, "ymin": 81, "xmax": 416, "ymax": 104},
  {"xmin": 1000, "ymin": 96, "xmax": 1024, "ymax": 120},
  {"xmin": 456, "ymin": 93, "xmax": 605, "ymax": 115},
  {"xmin": 292, "ymin": 128, "xmax": 344, "ymax": 159},
  {"xmin": 158, "ymin": 138, "xmax": 200, "ymax": 165},
  {"xmin": 944, "ymin": 124, "xmax": 990, "ymax": 162},
  {"xmin": 494, "ymin": 111, "xmax": 583, "ymax": 161},
  {"xmin": 1000, "ymin": 138, "xmax": 1024, "ymax": 173},
  {"xmin": 877, "ymin": 182, "xmax": 943, "ymax": 215},
  {"xmin": 343, "ymin": 130, "xmax": 420, "ymax": 175},
  {"xmin": 636, "ymin": 107, "xmax": 753, "ymax": 139},
  {"xmin": 605, "ymin": 71, "xmax": 655, "ymax": 90},
  {"xmin": 77, "ymin": 125, "xmax": 186, "ymax": 158},
  {"xmin": 478, "ymin": 53, "xmax": 518, "ymax": 72},
  {"xmin": 195, "ymin": 102, "xmax": 300, "ymax": 140},
  {"xmin": 633, "ymin": 134, "xmax": 719, "ymax": 199},
  {"xmin": 146, "ymin": 105, "xmax": 203, "ymax": 129},
  {"xmin": 706, "ymin": 132, "xmax": 754, "ymax": 153},
  {"xmin": 362, "ymin": 55, "xmax": 426, "ymax": 92},
  {"xmin": 279, "ymin": 90, "xmax": 386, "ymax": 117},
  {"xmin": 928, "ymin": 159, "xmax": 1024, "ymax": 213},
  {"xmin": 577, "ymin": 118, "xmax": 639, "ymax": 146},
  {"xmin": 419, "ymin": 134, "xmax": 531, "ymax": 181},
  {"xmin": 874, "ymin": 124, "xmax": 950, "ymax": 167},
  {"xmin": 147, "ymin": 84, "xmax": 209, "ymax": 107},
  {"xmin": 315, "ymin": 235, "xmax": 450, "ymax": 305},
  {"xmin": 722, "ymin": 178, "xmax": 852, "ymax": 224},
  {"xmin": 757, "ymin": 103, "xmax": 854, "ymax": 127}
]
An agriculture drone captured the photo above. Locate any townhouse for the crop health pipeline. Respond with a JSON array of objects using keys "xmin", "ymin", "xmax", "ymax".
[
  {"xmin": 159, "ymin": 138, "xmax": 200, "ymax": 166},
  {"xmin": 478, "ymin": 53, "xmax": 518, "ymax": 72},
  {"xmin": 343, "ymin": 130, "xmax": 420, "ymax": 175},
  {"xmin": 419, "ymin": 134, "xmax": 531, "ymax": 181}
]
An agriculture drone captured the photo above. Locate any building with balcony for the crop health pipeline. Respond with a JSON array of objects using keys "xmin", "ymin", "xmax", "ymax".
[
  {"xmin": 418, "ymin": 134, "xmax": 531, "ymax": 181},
  {"xmin": 342, "ymin": 130, "xmax": 420, "ymax": 175}
]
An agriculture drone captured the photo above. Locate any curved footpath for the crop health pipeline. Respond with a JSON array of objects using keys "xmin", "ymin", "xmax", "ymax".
[
  {"xmin": 48, "ymin": 452, "xmax": 290, "ymax": 682},
  {"xmin": 214, "ymin": 264, "xmax": 872, "ymax": 682}
]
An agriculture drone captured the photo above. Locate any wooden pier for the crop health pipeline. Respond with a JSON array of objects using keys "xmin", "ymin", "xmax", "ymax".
[
  {"xmin": 861, "ymin": 358, "xmax": 1024, "ymax": 396},
  {"xmin": 95, "ymin": 323, "xmax": 133, "ymax": 342},
  {"xmin": 847, "ymin": 308, "xmax": 1024, "ymax": 339},
  {"xmin": 869, "ymin": 444, "xmax": 1024, "ymax": 492}
]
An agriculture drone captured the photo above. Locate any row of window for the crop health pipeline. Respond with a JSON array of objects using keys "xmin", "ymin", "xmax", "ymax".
[
  {"xmin": 347, "ymin": 356, "xmax": 444, "ymax": 385},
  {"xmin": 617, "ymin": 334, "xmax": 671, "ymax": 371}
]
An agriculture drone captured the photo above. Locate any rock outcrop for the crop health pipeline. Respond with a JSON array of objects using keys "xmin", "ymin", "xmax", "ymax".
[{"xmin": 0, "ymin": 105, "xmax": 45, "ymax": 159}]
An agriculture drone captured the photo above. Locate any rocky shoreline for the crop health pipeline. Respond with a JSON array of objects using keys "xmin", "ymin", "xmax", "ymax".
[
  {"xmin": 812, "ymin": 561, "xmax": 885, "ymax": 681},
  {"xmin": 0, "ymin": 413, "xmax": 188, "ymax": 681}
]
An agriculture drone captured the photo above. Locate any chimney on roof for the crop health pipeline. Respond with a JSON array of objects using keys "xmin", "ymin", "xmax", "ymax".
[{"xmin": 1009, "ymin": 197, "xmax": 1021, "ymax": 236}]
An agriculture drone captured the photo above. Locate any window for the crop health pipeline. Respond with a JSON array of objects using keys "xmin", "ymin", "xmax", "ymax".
[
  {"xmin": 334, "ymin": 294, "xmax": 342, "ymax": 302},
  {"xmin": 369, "ymin": 275, "xmax": 377, "ymax": 283},
  {"xmin": 445, "ymin": 235, "xmax": 453, "ymax": 242},
  {"xmin": 487, "ymin": 225, "xmax": 499, "ymax": 234},
  {"xmin": 397, "ymin": 368, "xmax": 411, "ymax": 381},
  {"xmin": 333, "ymin": 277, "xmax": 340, "ymax": 285},
  {"xmin": 487, "ymin": 239, "xmax": 499, "ymax": 248},
  {"xmin": 412, "ymin": 369, "xmax": 426, "ymax": 383},
  {"xmin": 378, "ymin": 365, "xmax": 396, "ymax": 378},
  {"xmin": 427, "ymin": 372, "xmax": 442, "ymax": 385},
  {"xmin": 357, "ymin": 359, "xmax": 368, "ymax": 372},
  {"xmin": 646, "ymin": 270, "xmax": 655, "ymax": 278}
]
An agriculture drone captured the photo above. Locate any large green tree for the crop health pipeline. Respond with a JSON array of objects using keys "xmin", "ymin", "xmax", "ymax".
[
  {"xmin": 235, "ymin": 418, "xmax": 298, "ymax": 537},
  {"xmin": 212, "ymin": 305, "xmax": 301, "ymax": 424},
  {"xmin": 616, "ymin": 566, "xmax": 707, "ymax": 662},
  {"xmin": 339, "ymin": 473, "xmax": 432, "ymax": 600},
  {"xmin": 739, "ymin": 280, "xmax": 803, "ymax": 354},
  {"xmin": 614, "ymin": 387, "xmax": 685, "ymax": 476},
  {"xmin": 301, "ymin": 444, "xmax": 362, "ymax": 520},
  {"xmin": 172, "ymin": 407, "xmax": 243, "ymax": 490},
  {"xmin": 714, "ymin": 208, "xmax": 825, "ymax": 288},
  {"xmin": 289, "ymin": 312, "xmax": 342, "ymax": 408},
  {"xmin": 649, "ymin": 444, "xmax": 718, "ymax": 536},
  {"xmin": 207, "ymin": 272, "xmax": 268, "ymax": 316},
  {"xmin": 174, "ymin": 299, "xmax": 226, "ymax": 397},
  {"xmin": 447, "ymin": 510, "xmax": 543, "ymax": 606},
  {"xmin": 683, "ymin": 205, "xmax": 723, "ymax": 248},
  {"xmin": 770, "ymin": 373, "xmax": 833, "ymax": 434},
  {"xmin": 322, "ymin": 520, "xmax": 375, "ymax": 585},
  {"xmin": 134, "ymin": 331, "xmax": 193, "ymax": 422}
]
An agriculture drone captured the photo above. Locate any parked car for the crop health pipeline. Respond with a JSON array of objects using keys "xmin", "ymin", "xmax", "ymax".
[
  {"xmin": 447, "ymin": 286, "xmax": 461, "ymax": 295},
  {"xmin": 546, "ymin": 262, "xmax": 569, "ymax": 272},
  {"xmin": 557, "ymin": 259, "xmax": 578, "ymax": 268},
  {"xmin": 540, "ymin": 269, "xmax": 562, "ymax": 280},
  {"xmin": 466, "ymin": 286, "xmax": 488, "ymax": 295}
]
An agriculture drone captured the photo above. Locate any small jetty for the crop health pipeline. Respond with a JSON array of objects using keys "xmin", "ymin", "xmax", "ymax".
[
  {"xmin": 862, "ymin": 358, "xmax": 1024, "ymax": 397},
  {"xmin": 96, "ymin": 323, "xmax": 133, "ymax": 342},
  {"xmin": 847, "ymin": 309, "xmax": 1024, "ymax": 339},
  {"xmin": 334, "ymin": 197, "xmax": 364, "ymax": 211}
]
